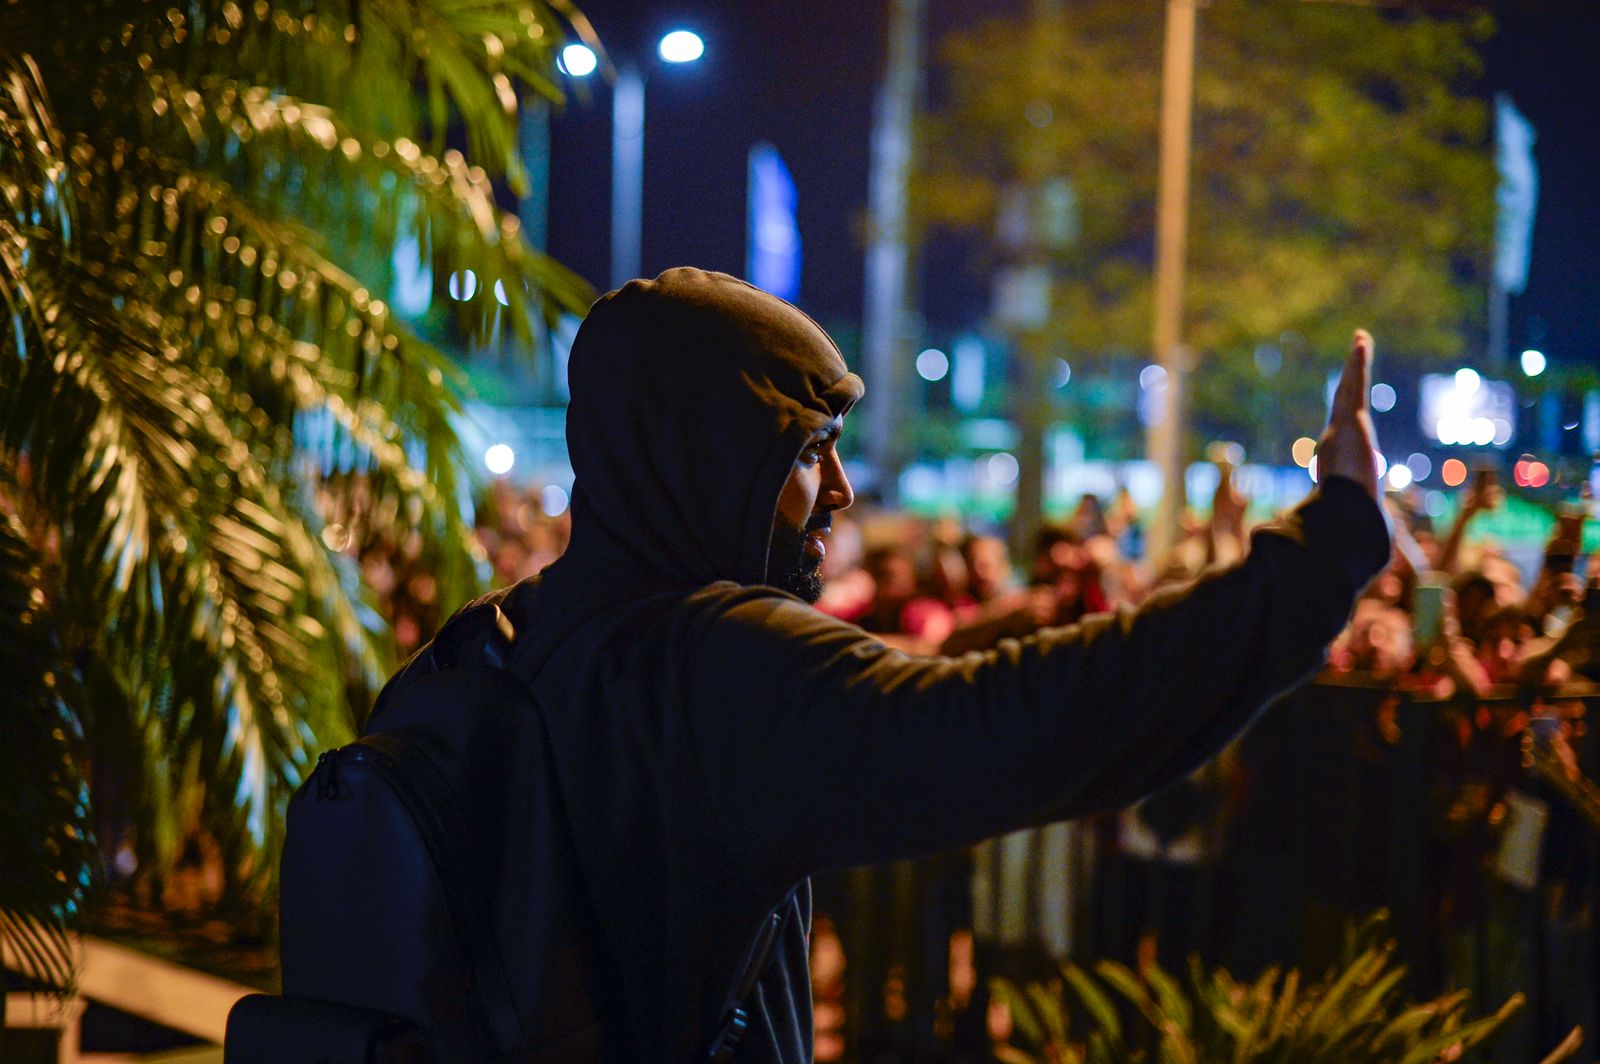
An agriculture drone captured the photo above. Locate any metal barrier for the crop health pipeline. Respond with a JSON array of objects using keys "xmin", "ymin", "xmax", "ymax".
[{"xmin": 813, "ymin": 678, "xmax": 1600, "ymax": 1062}]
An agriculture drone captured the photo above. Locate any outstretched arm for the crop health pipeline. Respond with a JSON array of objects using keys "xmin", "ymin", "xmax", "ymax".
[{"xmin": 688, "ymin": 334, "xmax": 1389, "ymax": 891}]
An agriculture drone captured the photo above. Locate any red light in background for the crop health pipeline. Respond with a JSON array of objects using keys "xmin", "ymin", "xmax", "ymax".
[{"xmin": 1441, "ymin": 459, "xmax": 1468, "ymax": 487}]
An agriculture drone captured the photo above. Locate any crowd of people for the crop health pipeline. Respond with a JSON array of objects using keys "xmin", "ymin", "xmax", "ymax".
[{"xmin": 349, "ymin": 459, "xmax": 1595, "ymax": 1061}]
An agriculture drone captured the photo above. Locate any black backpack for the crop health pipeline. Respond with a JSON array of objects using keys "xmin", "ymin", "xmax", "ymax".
[
  {"xmin": 227, "ymin": 597, "xmax": 607, "ymax": 1062},
  {"xmin": 224, "ymin": 595, "xmax": 789, "ymax": 1063}
]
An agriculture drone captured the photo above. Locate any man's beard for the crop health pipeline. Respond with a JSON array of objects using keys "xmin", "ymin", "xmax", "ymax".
[{"xmin": 767, "ymin": 513, "xmax": 830, "ymax": 604}]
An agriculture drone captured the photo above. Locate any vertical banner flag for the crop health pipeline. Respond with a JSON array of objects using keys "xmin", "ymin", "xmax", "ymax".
[
  {"xmin": 1494, "ymin": 92, "xmax": 1538, "ymax": 297},
  {"xmin": 747, "ymin": 142, "xmax": 801, "ymax": 302}
]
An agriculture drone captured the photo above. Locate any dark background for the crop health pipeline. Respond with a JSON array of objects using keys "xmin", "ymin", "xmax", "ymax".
[{"xmin": 545, "ymin": 1, "xmax": 1600, "ymax": 366}]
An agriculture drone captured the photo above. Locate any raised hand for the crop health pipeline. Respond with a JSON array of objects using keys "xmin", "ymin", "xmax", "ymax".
[{"xmin": 1317, "ymin": 330, "xmax": 1379, "ymax": 498}]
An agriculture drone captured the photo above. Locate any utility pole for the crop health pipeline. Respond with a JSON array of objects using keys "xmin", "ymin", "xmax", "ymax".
[
  {"xmin": 860, "ymin": 0, "xmax": 923, "ymax": 505},
  {"xmin": 1145, "ymin": 0, "xmax": 1198, "ymax": 564}
]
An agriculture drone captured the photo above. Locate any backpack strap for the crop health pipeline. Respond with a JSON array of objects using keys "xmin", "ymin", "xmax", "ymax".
[{"xmin": 705, "ymin": 884, "xmax": 798, "ymax": 1063}]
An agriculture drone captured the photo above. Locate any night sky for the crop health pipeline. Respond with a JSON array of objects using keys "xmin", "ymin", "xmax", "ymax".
[{"xmin": 545, "ymin": 1, "xmax": 1600, "ymax": 368}]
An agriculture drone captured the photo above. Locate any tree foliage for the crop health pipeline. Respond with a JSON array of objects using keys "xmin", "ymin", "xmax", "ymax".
[
  {"xmin": 917, "ymin": 1, "xmax": 1495, "ymax": 459},
  {"xmin": 0, "ymin": 0, "xmax": 592, "ymax": 988}
]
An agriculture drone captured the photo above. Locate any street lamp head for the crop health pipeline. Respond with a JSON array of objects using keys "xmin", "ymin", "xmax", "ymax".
[
  {"xmin": 658, "ymin": 30, "xmax": 704, "ymax": 64},
  {"xmin": 559, "ymin": 43, "xmax": 598, "ymax": 77}
]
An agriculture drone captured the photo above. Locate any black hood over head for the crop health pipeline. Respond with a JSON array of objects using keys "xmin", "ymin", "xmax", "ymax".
[{"xmin": 561, "ymin": 267, "xmax": 864, "ymax": 589}]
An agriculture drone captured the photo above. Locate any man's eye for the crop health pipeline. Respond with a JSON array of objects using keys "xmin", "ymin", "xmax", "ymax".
[{"xmin": 800, "ymin": 444, "xmax": 824, "ymax": 465}]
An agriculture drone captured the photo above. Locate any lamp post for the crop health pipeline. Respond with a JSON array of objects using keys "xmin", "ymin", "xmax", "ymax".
[{"xmin": 562, "ymin": 31, "xmax": 704, "ymax": 290}]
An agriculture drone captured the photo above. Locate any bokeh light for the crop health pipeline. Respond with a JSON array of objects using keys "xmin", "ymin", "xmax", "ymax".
[
  {"xmin": 1441, "ymin": 458, "xmax": 1467, "ymax": 487},
  {"xmin": 560, "ymin": 44, "xmax": 598, "ymax": 77},
  {"xmin": 915, "ymin": 348, "xmax": 949, "ymax": 382},
  {"xmin": 659, "ymin": 30, "xmax": 705, "ymax": 64}
]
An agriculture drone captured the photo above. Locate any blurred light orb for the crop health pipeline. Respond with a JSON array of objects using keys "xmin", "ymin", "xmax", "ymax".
[
  {"xmin": 1425, "ymin": 490, "xmax": 1447, "ymax": 517},
  {"xmin": 1521, "ymin": 349, "xmax": 1546, "ymax": 377},
  {"xmin": 658, "ymin": 30, "xmax": 704, "ymax": 63},
  {"xmin": 1455, "ymin": 367, "xmax": 1481, "ymax": 394},
  {"xmin": 494, "ymin": 278, "xmax": 510, "ymax": 307},
  {"xmin": 1373, "ymin": 452, "xmax": 1388, "ymax": 479},
  {"xmin": 1441, "ymin": 458, "xmax": 1467, "ymax": 487},
  {"xmin": 1053, "ymin": 358, "xmax": 1071, "ymax": 388},
  {"xmin": 484, "ymin": 443, "xmax": 515, "ymax": 476},
  {"xmin": 1387, "ymin": 464, "xmax": 1413, "ymax": 491},
  {"xmin": 1291, "ymin": 436, "xmax": 1316, "ymax": 468},
  {"xmin": 1529, "ymin": 461, "xmax": 1550, "ymax": 488},
  {"xmin": 1370, "ymin": 383, "xmax": 1396, "ymax": 412},
  {"xmin": 915, "ymin": 348, "xmax": 949, "ymax": 382},
  {"xmin": 448, "ymin": 269, "xmax": 478, "ymax": 301},
  {"xmin": 1470, "ymin": 417, "xmax": 1495, "ymax": 447},
  {"xmin": 1139, "ymin": 364, "xmax": 1167, "ymax": 393},
  {"xmin": 1024, "ymin": 99, "xmax": 1053, "ymax": 128},
  {"xmin": 987, "ymin": 452, "xmax": 1020, "ymax": 486},
  {"xmin": 1308, "ymin": 455, "xmax": 1318, "ymax": 483},
  {"xmin": 1406, "ymin": 453, "xmax": 1431, "ymax": 482},
  {"xmin": 1254, "ymin": 343, "xmax": 1282, "ymax": 377},
  {"xmin": 540, "ymin": 484, "xmax": 570, "ymax": 516},
  {"xmin": 1492, "ymin": 418, "xmax": 1513, "ymax": 447},
  {"xmin": 560, "ymin": 43, "xmax": 598, "ymax": 77}
]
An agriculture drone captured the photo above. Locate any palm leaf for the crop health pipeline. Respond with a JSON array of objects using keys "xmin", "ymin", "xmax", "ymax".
[{"xmin": 0, "ymin": 508, "xmax": 96, "ymax": 992}]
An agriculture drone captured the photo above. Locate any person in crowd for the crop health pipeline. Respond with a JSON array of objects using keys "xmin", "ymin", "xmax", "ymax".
[{"xmin": 380, "ymin": 268, "xmax": 1387, "ymax": 1061}]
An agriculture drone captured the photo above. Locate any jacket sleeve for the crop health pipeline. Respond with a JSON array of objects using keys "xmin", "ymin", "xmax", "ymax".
[{"xmin": 685, "ymin": 476, "xmax": 1390, "ymax": 892}]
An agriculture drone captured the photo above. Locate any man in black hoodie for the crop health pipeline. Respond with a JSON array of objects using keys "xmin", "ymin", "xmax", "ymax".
[{"xmin": 416, "ymin": 267, "xmax": 1389, "ymax": 1061}]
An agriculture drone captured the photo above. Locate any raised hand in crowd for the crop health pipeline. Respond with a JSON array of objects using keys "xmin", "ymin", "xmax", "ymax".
[
  {"xmin": 1437, "ymin": 466, "xmax": 1503, "ymax": 574},
  {"xmin": 1315, "ymin": 329, "xmax": 1381, "ymax": 498}
]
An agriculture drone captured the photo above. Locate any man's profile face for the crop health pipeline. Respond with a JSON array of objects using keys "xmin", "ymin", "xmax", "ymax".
[{"xmin": 767, "ymin": 416, "xmax": 854, "ymax": 603}]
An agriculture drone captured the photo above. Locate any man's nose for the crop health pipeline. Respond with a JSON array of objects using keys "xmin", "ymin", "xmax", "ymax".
[{"xmin": 822, "ymin": 454, "xmax": 854, "ymax": 512}]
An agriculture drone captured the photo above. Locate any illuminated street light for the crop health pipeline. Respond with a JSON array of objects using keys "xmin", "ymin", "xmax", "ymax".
[
  {"xmin": 560, "ymin": 43, "xmax": 598, "ymax": 77},
  {"xmin": 556, "ymin": 32, "xmax": 706, "ymax": 288},
  {"xmin": 658, "ymin": 30, "xmax": 704, "ymax": 64},
  {"xmin": 1521, "ymin": 348, "xmax": 1547, "ymax": 377}
]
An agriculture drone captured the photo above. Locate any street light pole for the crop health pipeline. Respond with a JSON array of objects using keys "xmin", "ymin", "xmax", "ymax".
[
  {"xmin": 561, "ymin": 32, "xmax": 702, "ymax": 291},
  {"xmin": 611, "ymin": 62, "xmax": 646, "ymax": 289},
  {"xmin": 1146, "ymin": 0, "xmax": 1198, "ymax": 565}
]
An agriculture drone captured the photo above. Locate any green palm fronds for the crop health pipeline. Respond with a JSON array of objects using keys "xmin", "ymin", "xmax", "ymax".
[
  {"xmin": 989, "ymin": 915, "xmax": 1582, "ymax": 1064},
  {"xmin": 1, "ymin": 0, "xmax": 593, "ymax": 989}
]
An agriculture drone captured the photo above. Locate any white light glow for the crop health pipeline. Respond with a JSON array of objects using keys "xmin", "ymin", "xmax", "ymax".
[
  {"xmin": 1371, "ymin": 383, "xmax": 1396, "ymax": 412},
  {"xmin": 987, "ymin": 452, "xmax": 1020, "ymax": 486},
  {"xmin": 484, "ymin": 443, "xmax": 515, "ymax": 476},
  {"xmin": 1406, "ymin": 453, "xmax": 1432, "ymax": 482},
  {"xmin": 915, "ymin": 348, "xmax": 949, "ymax": 382},
  {"xmin": 540, "ymin": 484, "xmax": 570, "ymax": 516},
  {"xmin": 1374, "ymin": 452, "xmax": 1388, "ymax": 479},
  {"xmin": 658, "ymin": 30, "xmax": 704, "ymax": 64},
  {"xmin": 1053, "ymin": 358, "xmax": 1071, "ymax": 388},
  {"xmin": 448, "ymin": 269, "xmax": 478, "ymax": 301},
  {"xmin": 1455, "ymin": 367, "xmax": 1481, "ymax": 394},
  {"xmin": 1471, "ymin": 417, "xmax": 1496, "ymax": 446},
  {"xmin": 1139, "ymin": 364, "xmax": 1168, "ymax": 393},
  {"xmin": 494, "ymin": 278, "xmax": 510, "ymax": 307},
  {"xmin": 1388, "ymin": 464, "xmax": 1413, "ymax": 491},
  {"xmin": 560, "ymin": 44, "xmax": 598, "ymax": 77},
  {"xmin": 1521, "ymin": 349, "xmax": 1546, "ymax": 377}
]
